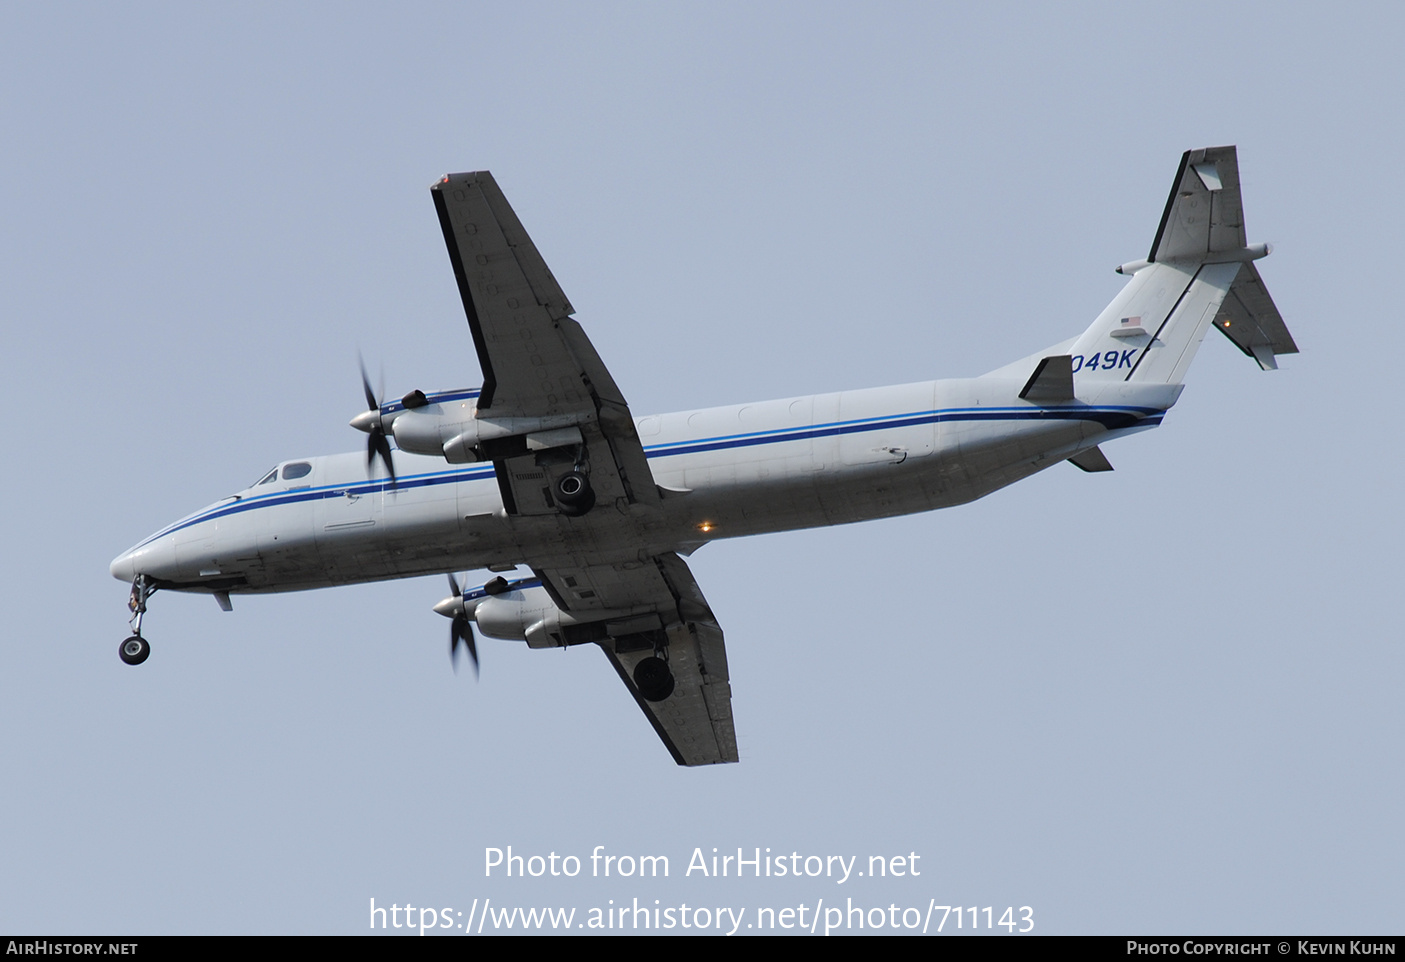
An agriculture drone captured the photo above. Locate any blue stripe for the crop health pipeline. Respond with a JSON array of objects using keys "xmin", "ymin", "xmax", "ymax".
[
  {"xmin": 134, "ymin": 465, "xmax": 496, "ymax": 548},
  {"xmin": 642, "ymin": 405, "xmax": 1160, "ymax": 458},
  {"xmin": 137, "ymin": 404, "xmax": 1161, "ymax": 547},
  {"xmin": 464, "ymin": 577, "xmax": 542, "ymax": 600}
]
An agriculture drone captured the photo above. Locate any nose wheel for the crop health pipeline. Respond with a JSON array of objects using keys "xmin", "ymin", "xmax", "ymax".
[
  {"xmin": 121, "ymin": 576, "xmax": 156, "ymax": 666},
  {"xmin": 119, "ymin": 635, "xmax": 151, "ymax": 665}
]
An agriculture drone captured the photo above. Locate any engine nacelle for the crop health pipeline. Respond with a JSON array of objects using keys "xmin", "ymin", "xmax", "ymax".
[
  {"xmin": 390, "ymin": 403, "xmax": 585, "ymax": 463},
  {"xmin": 473, "ymin": 588, "xmax": 562, "ymax": 646},
  {"xmin": 470, "ymin": 585, "xmax": 664, "ymax": 649}
]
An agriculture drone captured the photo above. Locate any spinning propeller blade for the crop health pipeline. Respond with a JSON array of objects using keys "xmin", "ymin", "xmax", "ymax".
[
  {"xmin": 445, "ymin": 573, "xmax": 479, "ymax": 676},
  {"xmin": 356, "ymin": 355, "xmax": 397, "ymax": 485}
]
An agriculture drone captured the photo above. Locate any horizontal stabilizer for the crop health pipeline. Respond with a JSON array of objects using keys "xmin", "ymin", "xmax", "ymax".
[
  {"xmin": 1068, "ymin": 446, "xmax": 1114, "ymax": 473},
  {"xmin": 1150, "ymin": 146, "xmax": 1247, "ymax": 263},
  {"xmin": 1020, "ymin": 355, "xmax": 1074, "ymax": 403},
  {"xmin": 1212, "ymin": 260, "xmax": 1298, "ymax": 369}
]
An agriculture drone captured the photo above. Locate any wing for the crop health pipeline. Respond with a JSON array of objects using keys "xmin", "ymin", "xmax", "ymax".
[
  {"xmin": 433, "ymin": 174, "xmax": 734, "ymax": 763},
  {"xmin": 535, "ymin": 553, "xmax": 739, "ymax": 766},
  {"xmin": 431, "ymin": 172, "xmax": 659, "ymax": 514}
]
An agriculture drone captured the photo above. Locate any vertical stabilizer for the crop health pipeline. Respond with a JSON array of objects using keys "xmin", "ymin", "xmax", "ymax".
[
  {"xmin": 1066, "ymin": 147, "xmax": 1295, "ymax": 387},
  {"xmin": 1123, "ymin": 260, "xmax": 1243, "ymax": 384}
]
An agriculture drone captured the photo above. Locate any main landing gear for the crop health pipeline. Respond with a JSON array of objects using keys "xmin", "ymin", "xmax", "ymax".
[
  {"xmin": 120, "ymin": 576, "xmax": 155, "ymax": 666},
  {"xmin": 553, "ymin": 469, "xmax": 595, "ymax": 516},
  {"xmin": 633, "ymin": 654, "xmax": 675, "ymax": 702}
]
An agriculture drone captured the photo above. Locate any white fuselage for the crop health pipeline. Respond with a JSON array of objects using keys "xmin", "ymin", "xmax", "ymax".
[{"xmin": 110, "ymin": 374, "xmax": 1177, "ymax": 594}]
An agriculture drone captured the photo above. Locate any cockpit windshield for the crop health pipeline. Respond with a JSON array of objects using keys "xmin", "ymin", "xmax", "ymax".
[{"xmin": 248, "ymin": 462, "xmax": 312, "ymax": 490}]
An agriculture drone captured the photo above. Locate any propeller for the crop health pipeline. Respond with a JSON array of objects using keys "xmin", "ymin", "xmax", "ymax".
[
  {"xmin": 438, "ymin": 573, "xmax": 479, "ymax": 676},
  {"xmin": 351, "ymin": 356, "xmax": 397, "ymax": 485}
]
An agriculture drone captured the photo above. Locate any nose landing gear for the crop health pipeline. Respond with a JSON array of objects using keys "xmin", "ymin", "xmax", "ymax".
[{"xmin": 121, "ymin": 576, "xmax": 156, "ymax": 666}]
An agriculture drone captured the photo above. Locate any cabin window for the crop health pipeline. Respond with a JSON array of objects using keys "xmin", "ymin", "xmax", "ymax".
[
  {"xmin": 282, "ymin": 462, "xmax": 312, "ymax": 481},
  {"xmin": 255, "ymin": 468, "xmax": 278, "ymax": 486}
]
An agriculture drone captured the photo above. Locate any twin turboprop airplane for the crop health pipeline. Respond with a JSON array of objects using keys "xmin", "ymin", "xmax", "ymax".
[{"xmin": 110, "ymin": 147, "xmax": 1296, "ymax": 766}]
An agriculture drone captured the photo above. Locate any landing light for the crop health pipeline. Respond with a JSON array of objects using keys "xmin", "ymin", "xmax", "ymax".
[{"xmin": 697, "ymin": 522, "xmax": 714, "ymax": 533}]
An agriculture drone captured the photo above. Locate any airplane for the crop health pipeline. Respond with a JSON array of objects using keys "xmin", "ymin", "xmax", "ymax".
[{"xmin": 109, "ymin": 147, "xmax": 1296, "ymax": 766}]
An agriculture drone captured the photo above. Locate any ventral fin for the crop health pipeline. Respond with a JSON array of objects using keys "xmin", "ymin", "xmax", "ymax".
[{"xmin": 1068, "ymin": 446, "xmax": 1114, "ymax": 473}]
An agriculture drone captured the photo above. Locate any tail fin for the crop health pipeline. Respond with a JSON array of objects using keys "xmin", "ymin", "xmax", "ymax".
[{"xmin": 1068, "ymin": 147, "xmax": 1297, "ymax": 386}]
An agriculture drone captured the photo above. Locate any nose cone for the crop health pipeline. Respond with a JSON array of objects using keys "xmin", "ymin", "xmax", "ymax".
[
  {"xmin": 109, "ymin": 536, "xmax": 178, "ymax": 583},
  {"xmin": 110, "ymin": 548, "xmax": 136, "ymax": 582}
]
